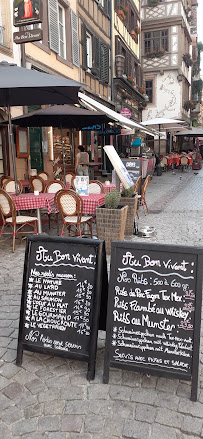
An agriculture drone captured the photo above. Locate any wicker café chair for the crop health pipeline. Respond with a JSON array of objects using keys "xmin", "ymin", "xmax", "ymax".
[
  {"xmin": 134, "ymin": 176, "xmax": 141, "ymax": 194},
  {"xmin": 55, "ymin": 189, "xmax": 93, "ymax": 237},
  {"xmin": 88, "ymin": 180, "xmax": 104, "ymax": 194},
  {"xmin": 65, "ymin": 172, "xmax": 75, "ymax": 188},
  {"xmin": 37, "ymin": 171, "xmax": 49, "ymax": 181},
  {"xmin": 30, "ymin": 176, "xmax": 45, "ymax": 193},
  {"xmin": 139, "ymin": 175, "xmax": 151, "ymax": 215},
  {"xmin": 71, "ymin": 175, "xmax": 77, "ymax": 191},
  {"xmin": 0, "ymin": 189, "xmax": 38, "ymax": 252},
  {"xmin": 181, "ymin": 156, "xmax": 188, "ymax": 172},
  {"xmin": 3, "ymin": 178, "xmax": 23, "ymax": 194},
  {"xmin": 0, "ymin": 175, "xmax": 10, "ymax": 188},
  {"xmin": 45, "ymin": 180, "xmax": 65, "ymax": 234}
]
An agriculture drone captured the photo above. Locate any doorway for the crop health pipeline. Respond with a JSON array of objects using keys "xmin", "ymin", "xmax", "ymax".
[{"xmin": 29, "ymin": 127, "xmax": 43, "ymax": 173}]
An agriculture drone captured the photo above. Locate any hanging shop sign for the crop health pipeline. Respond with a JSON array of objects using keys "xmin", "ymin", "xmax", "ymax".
[
  {"xmin": 99, "ymin": 128, "xmax": 121, "ymax": 136},
  {"xmin": 120, "ymin": 108, "xmax": 132, "ymax": 119},
  {"xmin": 13, "ymin": 28, "xmax": 43, "ymax": 44},
  {"xmin": 13, "ymin": 0, "xmax": 42, "ymax": 27}
]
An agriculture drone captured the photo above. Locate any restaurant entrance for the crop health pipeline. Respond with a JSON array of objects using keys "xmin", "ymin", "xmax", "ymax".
[{"xmin": 29, "ymin": 127, "xmax": 43, "ymax": 173}]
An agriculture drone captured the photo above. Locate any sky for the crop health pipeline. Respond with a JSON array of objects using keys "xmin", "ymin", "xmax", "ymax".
[{"xmin": 197, "ymin": 1, "xmax": 203, "ymax": 73}]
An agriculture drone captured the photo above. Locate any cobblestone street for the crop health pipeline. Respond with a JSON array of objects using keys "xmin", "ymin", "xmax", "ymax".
[{"xmin": 0, "ymin": 166, "xmax": 203, "ymax": 439}]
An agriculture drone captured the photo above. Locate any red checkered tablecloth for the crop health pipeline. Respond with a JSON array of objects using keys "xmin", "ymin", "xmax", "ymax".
[
  {"xmin": 81, "ymin": 194, "xmax": 105, "ymax": 214},
  {"xmin": 12, "ymin": 193, "xmax": 57, "ymax": 214},
  {"xmin": 102, "ymin": 183, "xmax": 123, "ymax": 193}
]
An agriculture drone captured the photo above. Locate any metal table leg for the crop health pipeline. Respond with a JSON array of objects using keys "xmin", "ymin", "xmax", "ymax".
[{"xmin": 36, "ymin": 208, "xmax": 42, "ymax": 234}]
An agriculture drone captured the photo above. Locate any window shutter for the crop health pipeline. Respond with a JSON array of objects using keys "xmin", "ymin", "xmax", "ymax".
[
  {"xmin": 100, "ymin": 43, "xmax": 109, "ymax": 84},
  {"xmin": 93, "ymin": 36, "xmax": 100, "ymax": 77},
  {"xmin": 71, "ymin": 10, "xmax": 80, "ymax": 67},
  {"xmin": 82, "ymin": 22, "xmax": 87, "ymax": 69},
  {"xmin": 106, "ymin": 0, "xmax": 111, "ymax": 16},
  {"xmin": 48, "ymin": 0, "xmax": 59, "ymax": 54}
]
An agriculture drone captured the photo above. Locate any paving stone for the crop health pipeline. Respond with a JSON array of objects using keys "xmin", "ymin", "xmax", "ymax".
[
  {"xmin": 123, "ymin": 419, "xmax": 150, "ymax": 439},
  {"xmin": 131, "ymin": 388, "xmax": 157, "ymax": 404},
  {"xmin": 122, "ymin": 371, "xmax": 142, "ymax": 387},
  {"xmin": 38, "ymin": 415, "xmax": 61, "ymax": 432},
  {"xmin": 135, "ymin": 403, "xmax": 157, "ymax": 423},
  {"xmin": 0, "ymin": 405, "xmax": 23, "ymax": 424},
  {"xmin": 156, "ymin": 377, "xmax": 179, "ymax": 394},
  {"xmin": 155, "ymin": 408, "xmax": 183, "ymax": 428},
  {"xmin": 47, "ymin": 434, "xmax": 66, "ymax": 439},
  {"xmin": 38, "ymin": 388, "xmax": 61, "ymax": 403},
  {"xmin": 0, "ymin": 363, "xmax": 20, "ymax": 379},
  {"xmin": 154, "ymin": 393, "xmax": 179, "ymax": 410},
  {"xmin": 109, "ymin": 384, "xmax": 133, "ymax": 401},
  {"xmin": 150, "ymin": 423, "xmax": 177, "ymax": 439},
  {"xmin": 103, "ymin": 417, "xmax": 124, "ymax": 437},
  {"xmin": 178, "ymin": 399, "xmax": 203, "ymax": 418},
  {"xmin": 182, "ymin": 415, "xmax": 203, "ymax": 435},
  {"xmin": 25, "ymin": 378, "xmax": 47, "ymax": 394},
  {"xmin": 44, "ymin": 399, "xmax": 65, "ymax": 415},
  {"xmin": 0, "ymin": 422, "xmax": 12, "ymax": 439},
  {"xmin": 84, "ymin": 415, "xmax": 104, "ymax": 433},
  {"xmin": 61, "ymin": 415, "xmax": 83, "ymax": 432},
  {"xmin": 111, "ymin": 400, "xmax": 135, "ymax": 419},
  {"xmin": 87, "ymin": 384, "xmax": 109, "ymax": 399},
  {"xmin": 61, "ymin": 385, "xmax": 85, "ymax": 400},
  {"xmin": 24, "ymin": 402, "xmax": 43, "ymax": 418},
  {"xmin": 12, "ymin": 418, "xmax": 38, "ymax": 436},
  {"xmin": 2, "ymin": 382, "xmax": 24, "ymax": 399},
  {"xmin": 0, "ymin": 393, "xmax": 12, "ymax": 411},
  {"xmin": 88, "ymin": 400, "xmax": 113, "ymax": 417},
  {"xmin": 142, "ymin": 374, "xmax": 158, "ymax": 389},
  {"xmin": 64, "ymin": 400, "xmax": 89, "ymax": 416}
]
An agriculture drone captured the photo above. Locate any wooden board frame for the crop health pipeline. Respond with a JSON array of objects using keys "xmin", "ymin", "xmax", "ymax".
[
  {"xmin": 16, "ymin": 126, "xmax": 29, "ymax": 158},
  {"xmin": 16, "ymin": 235, "xmax": 107, "ymax": 380},
  {"xmin": 103, "ymin": 241, "xmax": 203, "ymax": 401}
]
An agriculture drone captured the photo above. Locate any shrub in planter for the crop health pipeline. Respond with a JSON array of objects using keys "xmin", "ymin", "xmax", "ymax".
[
  {"xmin": 120, "ymin": 187, "xmax": 139, "ymax": 236},
  {"xmin": 96, "ymin": 191, "xmax": 128, "ymax": 254}
]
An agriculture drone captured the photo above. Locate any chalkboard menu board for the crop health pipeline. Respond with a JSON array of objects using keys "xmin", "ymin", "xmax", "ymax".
[
  {"xmin": 17, "ymin": 235, "xmax": 107, "ymax": 380},
  {"xmin": 121, "ymin": 159, "xmax": 141, "ymax": 185},
  {"xmin": 103, "ymin": 242, "xmax": 203, "ymax": 400}
]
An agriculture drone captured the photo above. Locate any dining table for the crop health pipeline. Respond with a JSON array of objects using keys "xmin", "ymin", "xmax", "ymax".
[
  {"xmin": 80, "ymin": 193, "xmax": 105, "ymax": 215},
  {"xmin": 12, "ymin": 193, "xmax": 57, "ymax": 234}
]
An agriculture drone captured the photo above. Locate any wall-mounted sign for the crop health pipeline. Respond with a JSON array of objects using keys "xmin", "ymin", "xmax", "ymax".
[
  {"xmin": 13, "ymin": 28, "xmax": 43, "ymax": 44},
  {"xmin": 13, "ymin": 0, "xmax": 42, "ymax": 27},
  {"xmin": 81, "ymin": 124, "xmax": 102, "ymax": 131},
  {"xmin": 99, "ymin": 128, "xmax": 121, "ymax": 136},
  {"xmin": 120, "ymin": 108, "xmax": 132, "ymax": 119}
]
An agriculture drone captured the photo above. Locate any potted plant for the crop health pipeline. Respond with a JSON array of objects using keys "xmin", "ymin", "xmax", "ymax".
[
  {"xmin": 120, "ymin": 186, "xmax": 139, "ymax": 236},
  {"xmin": 117, "ymin": 8, "xmax": 125, "ymax": 20},
  {"xmin": 183, "ymin": 100, "xmax": 195, "ymax": 111},
  {"xmin": 145, "ymin": 48, "xmax": 165, "ymax": 58},
  {"xmin": 120, "ymin": 3, "xmax": 129, "ymax": 16},
  {"xmin": 156, "ymin": 163, "xmax": 162, "ymax": 176},
  {"xmin": 96, "ymin": 191, "xmax": 128, "ymax": 254},
  {"xmin": 183, "ymin": 53, "xmax": 194, "ymax": 68}
]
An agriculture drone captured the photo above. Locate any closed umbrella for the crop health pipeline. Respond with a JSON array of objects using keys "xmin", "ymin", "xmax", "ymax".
[
  {"xmin": 0, "ymin": 61, "xmax": 82, "ymax": 193},
  {"xmin": 141, "ymin": 117, "xmax": 186, "ymax": 156}
]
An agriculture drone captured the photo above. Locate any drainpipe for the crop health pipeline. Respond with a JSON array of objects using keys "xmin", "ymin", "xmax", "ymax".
[{"xmin": 110, "ymin": 0, "xmax": 114, "ymax": 103}]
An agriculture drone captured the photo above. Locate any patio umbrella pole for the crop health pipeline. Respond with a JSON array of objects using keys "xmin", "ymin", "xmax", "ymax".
[
  {"xmin": 8, "ymin": 105, "xmax": 18, "ymax": 195},
  {"xmin": 158, "ymin": 124, "xmax": 161, "ymax": 157},
  {"xmin": 60, "ymin": 125, "xmax": 66, "ymax": 184}
]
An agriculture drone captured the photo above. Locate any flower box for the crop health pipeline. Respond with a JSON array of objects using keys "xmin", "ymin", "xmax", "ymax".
[{"xmin": 145, "ymin": 49, "xmax": 165, "ymax": 58}]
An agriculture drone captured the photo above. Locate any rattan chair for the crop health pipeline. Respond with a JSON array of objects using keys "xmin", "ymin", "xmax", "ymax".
[
  {"xmin": 44, "ymin": 180, "xmax": 65, "ymax": 234},
  {"xmin": 139, "ymin": 175, "xmax": 151, "ymax": 215},
  {"xmin": 71, "ymin": 176, "xmax": 77, "ymax": 191},
  {"xmin": 65, "ymin": 172, "xmax": 75, "ymax": 188},
  {"xmin": 0, "ymin": 189, "xmax": 38, "ymax": 252},
  {"xmin": 0, "ymin": 175, "xmax": 10, "ymax": 188},
  {"xmin": 55, "ymin": 189, "xmax": 93, "ymax": 237},
  {"xmin": 37, "ymin": 171, "xmax": 49, "ymax": 181},
  {"xmin": 160, "ymin": 157, "xmax": 168, "ymax": 172},
  {"xmin": 134, "ymin": 176, "xmax": 141, "ymax": 194},
  {"xmin": 88, "ymin": 180, "xmax": 104, "ymax": 194},
  {"xmin": 181, "ymin": 156, "xmax": 188, "ymax": 172},
  {"xmin": 30, "ymin": 176, "xmax": 45, "ymax": 193},
  {"xmin": 3, "ymin": 178, "xmax": 23, "ymax": 194}
]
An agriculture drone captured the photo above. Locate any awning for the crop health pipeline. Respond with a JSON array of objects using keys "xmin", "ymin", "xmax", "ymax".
[{"xmin": 78, "ymin": 92, "xmax": 157, "ymax": 137}]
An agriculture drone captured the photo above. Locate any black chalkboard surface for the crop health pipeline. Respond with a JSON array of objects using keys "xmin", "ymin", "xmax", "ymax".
[
  {"xmin": 103, "ymin": 242, "xmax": 203, "ymax": 400},
  {"xmin": 17, "ymin": 235, "xmax": 108, "ymax": 380}
]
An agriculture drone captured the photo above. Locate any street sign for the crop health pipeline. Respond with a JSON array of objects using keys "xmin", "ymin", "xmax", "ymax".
[{"xmin": 13, "ymin": 28, "xmax": 43, "ymax": 44}]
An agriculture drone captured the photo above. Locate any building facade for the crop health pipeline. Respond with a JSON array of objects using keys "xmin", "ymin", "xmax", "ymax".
[{"xmin": 141, "ymin": 0, "xmax": 193, "ymax": 154}]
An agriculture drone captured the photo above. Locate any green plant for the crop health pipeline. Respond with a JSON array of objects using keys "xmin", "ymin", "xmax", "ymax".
[
  {"xmin": 145, "ymin": 48, "xmax": 165, "ymax": 58},
  {"xmin": 105, "ymin": 191, "xmax": 121, "ymax": 209},
  {"xmin": 121, "ymin": 186, "xmax": 135, "ymax": 198},
  {"xmin": 120, "ymin": 3, "xmax": 129, "ymax": 15},
  {"xmin": 183, "ymin": 100, "xmax": 195, "ymax": 111},
  {"xmin": 183, "ymin": 53, "xmax": 194, "ymax": 67}
]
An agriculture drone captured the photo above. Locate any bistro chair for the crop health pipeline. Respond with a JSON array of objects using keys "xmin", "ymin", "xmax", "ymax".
[
  {"xmin": 3, "ymin": 178, "xmax": 23, "ymax": 194},
  {"xmin": 0, "ymin": 175, "xmax": 10, "ymax": 188},
  {"xmin": 160, "ymin": 157, "xmax": 168, "ymax": 172},
  {"xmin": 71, "ymin": 175, "xmax": 77, "ymax": 191},
  {"xmin": 30, "ymin": 176, "xmax": 45, "ymax": 193},
  {"xmin": 88, "ymin": 180, "xmax": 104, "ymax": 194},
  {"xmin": 44, "ymin": 180, "xmax": 65, "ymax": 234},
  {"xmin": 55, "ymin": 189, "xmax": 93, "ymax": 238},
  {"xmin": 139, "ymin": 175, "xmax": 151, "ymax": 215},
  {"xmin": 180, "ymin": 156, "xmax": 188, "ymax": 172},
  {"xmin": 37, "ymin": 171, "xmax": 49, "ymax": 181},
  {"xmin": 65, "ymin": 172, "xmax": 75, "ymax": 188},
  {"xmin": 134, "ymin": 176, "xmax": 141, "ymax": 194},
  {"xmin": 0, "ymin": 189, "xmax": 38, "ymax": 252}
]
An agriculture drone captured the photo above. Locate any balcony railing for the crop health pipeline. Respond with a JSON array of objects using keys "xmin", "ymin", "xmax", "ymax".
[{"xmin": 0, "ymin": 26, "xmax": 5, "ymax": 46}]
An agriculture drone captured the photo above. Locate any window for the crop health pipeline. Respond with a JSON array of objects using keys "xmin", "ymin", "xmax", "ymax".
[
  {"xmin": 86, "ymin": 32, "xmax": 93, "ymax": 68},
  {"xmin": 58, "ymin": 4, "xmax": 66, "ymax": 58},
  {"xmin": 145, "ymin": 80, "xmax": 153, "ymax": 103},
  {"xmin": 82, "ymin": 23, "xmax": 109, "ymax": 84},
  {"xmin": 144, "ymin": 30, "xmax": 168, "ymax": 53}
]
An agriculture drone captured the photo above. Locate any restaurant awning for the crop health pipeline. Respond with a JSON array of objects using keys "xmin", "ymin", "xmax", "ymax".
[{"xmin": 78, "ymin": 92, "xmax": 157, "ymax": 137}]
